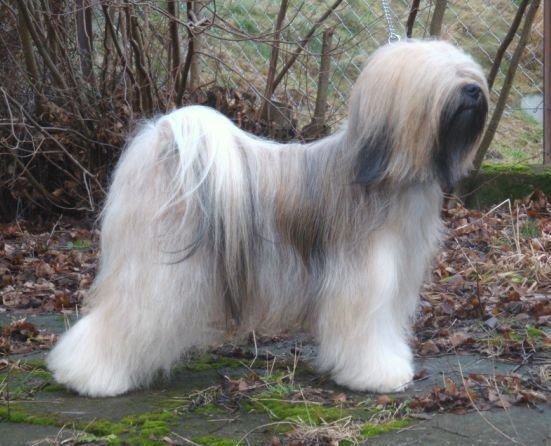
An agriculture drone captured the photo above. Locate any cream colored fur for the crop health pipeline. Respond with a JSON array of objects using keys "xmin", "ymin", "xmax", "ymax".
[{"xmin": 48, "ymin": 40, "xmax": 487, "ymax": 397}]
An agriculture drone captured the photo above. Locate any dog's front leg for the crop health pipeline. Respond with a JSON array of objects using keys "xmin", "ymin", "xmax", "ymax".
[{"xmin": 316, "ymin": 230, "xmax": 415, "ymax": 393}]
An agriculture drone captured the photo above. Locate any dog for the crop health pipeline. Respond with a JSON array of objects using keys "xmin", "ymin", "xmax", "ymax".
[{"xmin": 48, "ymin": 40, "xmax": 488, "ymax": 397}]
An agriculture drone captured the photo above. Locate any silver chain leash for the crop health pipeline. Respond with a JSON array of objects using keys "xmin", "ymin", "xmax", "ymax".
[{"xmin": 382, "ymin": 0, "xmax": 400, "ymax": 43}]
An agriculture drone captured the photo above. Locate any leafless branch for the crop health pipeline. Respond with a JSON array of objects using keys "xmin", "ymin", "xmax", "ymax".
[
  {"xmin": 487, "ymin": 0, "xmax": 529, "ymax": 90},
  {"xmin": 272, "ymin": 0, "xmax": 344, "ymax": 93},
  {"xmin": 15, "ymin": 0, "xmax": 69, "ymax": 89}
]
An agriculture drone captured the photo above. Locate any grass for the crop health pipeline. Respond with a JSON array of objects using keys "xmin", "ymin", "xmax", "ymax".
[
  {"xmin": 361, "ymin": 418, "xmax": 411, "ymax": 436},
  {"xmin": 520, "ymin": 220, "xmax": 540, "ymax": 239},
  {"xmin": 487, "ymin": 111, "xmax": 544, "ymax": 164},
  {"xmin": 243, "ymin": 393, "xmax": 347, "ymax": 424},
  {"xmin": 193, "ymin": 436, "xmax": 241, "ymax": 446},
  {"xmin": 65, "ymin": 239, "xmax": 93, "ymax": 250}
]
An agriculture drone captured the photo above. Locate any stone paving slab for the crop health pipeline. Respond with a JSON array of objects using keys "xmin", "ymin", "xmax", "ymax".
[
  {"xmin": 367, "ymin": 406, "xmax": 550, "ymax": 445},
  {"xmin": 1, "ymin": 314, "xmax": 549, "ymax": 446}
]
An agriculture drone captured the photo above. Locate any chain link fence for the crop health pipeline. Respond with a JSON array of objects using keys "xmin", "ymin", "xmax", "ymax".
[
  {"xmin": 193, "ymin": 0, "xmax": 543, "ymax": 157},
  {"xmin": 0, "ymin": 0, "xmax": 545, "ymax": 219}
]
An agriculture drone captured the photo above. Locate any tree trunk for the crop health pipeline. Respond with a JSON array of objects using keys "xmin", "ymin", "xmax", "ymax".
[
  {"xmin": 76, "ymin": 0, "xmax": 95, "ymax": 87},
  {"xmin": 429, "ymin": 0, "xmax": 447, "ymax": 37},
  {"xmin": 167, "ymin": 0, "xmax": 181, "ymax": 91},
  {"xmin": 16, "ymin": 6, "xmax": 42, "ymax": 114}
]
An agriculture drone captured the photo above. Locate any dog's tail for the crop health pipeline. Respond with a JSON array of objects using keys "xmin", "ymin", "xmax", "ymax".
[
  {"xmin": 161, "ymin": 106, "xmax": 256, "ymax": 317},
  {"xmin": 104, "ymin": 106, "xmax": 256, "ymax": 315}
]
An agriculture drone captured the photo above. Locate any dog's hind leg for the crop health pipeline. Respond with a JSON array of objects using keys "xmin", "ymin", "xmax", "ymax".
[
  {"xmin": 47, "ymin": 121, "xmax": 222, "ymax": 397},
  {"xmin": 47, "ymin": 250, "xmax": 219, "ymax": 397},
  {"xmin": 316, "ymin": 229, "xmax": 416, "ymax": 393}
]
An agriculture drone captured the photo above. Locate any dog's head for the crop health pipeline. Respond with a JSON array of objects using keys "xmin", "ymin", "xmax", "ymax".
[{"xmin": 348, "ymin": 40, "xmax": 488, "ymax": 190}]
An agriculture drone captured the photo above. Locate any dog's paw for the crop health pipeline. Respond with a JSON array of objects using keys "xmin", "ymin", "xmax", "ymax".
[
  {"xmin": 49, "ymin": 357, "xmax": 133, "ymax": 397},
  {"xmin": 332, "ymin": 354, "xmax": 414, "ymax": 393},
  {"xmin": 47, "ymin": 315, "xmax": 134, "ymax": 397}
]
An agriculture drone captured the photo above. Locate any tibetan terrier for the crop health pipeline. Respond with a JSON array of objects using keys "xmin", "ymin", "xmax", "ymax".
[{"xmin": 48, "ymin": 40, "xmax": 488, "ymax": 397}]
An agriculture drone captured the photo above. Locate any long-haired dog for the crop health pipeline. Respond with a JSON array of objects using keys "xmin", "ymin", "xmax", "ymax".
[{"xmin": 48, "ymin": 40, "xmax": 488, "ymax": 397}]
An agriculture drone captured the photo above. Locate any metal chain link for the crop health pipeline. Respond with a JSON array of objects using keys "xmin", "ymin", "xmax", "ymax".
[{"xmin": 381, "ymin": 0, "xmax": 400, "ymax": 42}]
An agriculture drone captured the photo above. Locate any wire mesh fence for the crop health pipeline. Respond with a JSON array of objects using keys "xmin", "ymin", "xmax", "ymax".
[
  {"xmin": 194, "ymin": 0, "xmax": 543, "ymax": 141},
  {"xmin": 0, "ymin": 0, "xmax": 545, "ymax": 219}
]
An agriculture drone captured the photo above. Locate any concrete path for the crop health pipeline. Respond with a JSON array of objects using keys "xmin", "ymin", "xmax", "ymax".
[{"xmin": 1, "ymin": 313, "xmax": 549, "ymax": 446}]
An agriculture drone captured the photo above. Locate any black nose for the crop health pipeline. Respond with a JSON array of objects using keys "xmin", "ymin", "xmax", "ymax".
[{"xmin": 463, "ymin": 83, "xmax": 481, "ymax": 99}]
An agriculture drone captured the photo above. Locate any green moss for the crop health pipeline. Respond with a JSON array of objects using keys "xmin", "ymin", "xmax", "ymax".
[
  {"xmin": 158, "ymin": 399, "xmax": 186, "ymax": 411},
  {"xmin": 20, "ymin": 359, "xmax": 48, "ymax": 370},
  {"xmin": 463, "ymin": 163, "xmax": 551, "ymax": 208},
  {"xmin": 83, "ymin": 419, "xmax": 128, "ymax": 436},
  {"xmin": 0, "ymin": 374, "xmax": 181, "ymax": 443},
  {"xmin": 0, "ymin": 378, "xmax": 236, "ymax": 445},
  {"xmin": 186, "ymin": 354, "xmax": 246, "ymax": 372},
  {"xmin": 42, "ymin": 382, "xmax": 68, "ymax": 393},
  {"xmin": 122, "ymin": 437, "xmax": 166, "ymax": 446},
  {"xmin": 140, "ymin": 420, "xmax": 171, "ymax": 436},
  {"xmin": 361, "ymin": 418, "xmax": 411, "ymax": 437},
  {"xmin": 0, "ymin": 405, "xmax": 58, "ymax": 426},
  {"xmin": 480, "ymin": 162, "xmax": 531, "ymax": 174},
  {"xmin": 72, "ymin": 408, "xmax": 178, "ymax": 443},
  {"xmin": 193, "ymin": 435, "xmax": 240, "ymax": 446},
  {"xmin": 291, "ymin": 363, "xmax": 318, "ymax": 377},
  {"xmin": 194, "ymin": 402, "xmax": 226, "ymax": 415},
  {"xmin": 255, "ymin": 380, "xmax": 295, "ymax": 403},
  {"xmin": 505, "ymin": 326, "xmax": 547, "ymax": 347},
  {"xmin": 526, "ymin": 327, "xmax": 545, "ymax": 339},
  {"xmin": 28, "ymin": 369, "xmax": 53, "ymax": 380}
]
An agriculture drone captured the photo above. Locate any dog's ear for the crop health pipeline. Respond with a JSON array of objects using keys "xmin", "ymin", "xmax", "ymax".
[{"xmin": 354, "ymin": 131, "xmax": 391, "ymax": 187}]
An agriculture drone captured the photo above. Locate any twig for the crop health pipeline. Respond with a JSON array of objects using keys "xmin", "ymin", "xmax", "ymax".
[
  {"xmin": 249, "ymin": 330, "xmax": 259, "ymax": 369},
  {"xmin": 456, "ymin": 358, "xmax": 526, "ymax": 445},
  {"xmin": 272, "ymin": 0, "xmax": 344, "ymax": 93},
  {"xmin": 487, "ymin": 0, "xmax": 530, "ymax": 90},
  {"xmin": 1, "ymin": 89, "xmax": 103, "ymax": 193},
  {"xmin": 101, "ymin": 4, "xmax": 137, "ymax": 84},
  {"xmin": 406, "ymin": 0, "xmax": 421, "ymax": 38},
  {"xmin": 47, "ymin": 215, "xmax": 63, "ymax": 244},
  {"xmin": 259, "ymin": 0, "xmax": 289, "ymax": 120},
  {"xmin": 171, "ymin": 434, "xmax": 202, "ymax": 446}
]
